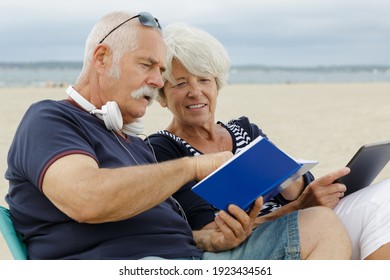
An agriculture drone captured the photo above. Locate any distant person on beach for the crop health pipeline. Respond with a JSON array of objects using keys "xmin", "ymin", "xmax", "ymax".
[
  {"xmin": 146, "ymin": 23, "xmax": 390, "ymax": 260},
  {"xmin": 4, "ymin": 10, "xmax": 351, "ymax": 260}
]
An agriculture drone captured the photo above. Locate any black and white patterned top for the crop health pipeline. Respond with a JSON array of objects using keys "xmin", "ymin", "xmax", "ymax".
[{"xmin": 157, "ymin": 120, "xmax": 253, "ymax": 156}]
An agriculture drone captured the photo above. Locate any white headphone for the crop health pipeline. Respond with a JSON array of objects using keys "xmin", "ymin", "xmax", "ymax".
[{"xmin": 65, "ymin": 85, "xmax": 144, "ymax": 136}]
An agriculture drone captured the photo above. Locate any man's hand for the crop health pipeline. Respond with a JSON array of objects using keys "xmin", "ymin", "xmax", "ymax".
[
  {"xmin": 192, "ymin": 151, "xmax": 233, "ymax": 181},
  {"xmin": 193, "ymin": 197, "xmax": 263, "ymax": 252}
]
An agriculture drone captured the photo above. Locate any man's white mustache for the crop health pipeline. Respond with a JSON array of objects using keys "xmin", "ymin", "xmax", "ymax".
[{"xmin": 131, "ymin": 86, "xmax": 158, "ymax": 106}]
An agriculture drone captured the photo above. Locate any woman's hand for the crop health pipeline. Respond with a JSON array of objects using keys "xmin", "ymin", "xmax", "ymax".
[
  {"xmin": 296, "ymin": 167, "xmax": 350, "ymax": 209},
  {"xmin": 193, "ymin": 197, "xmax": 263, "ymax": 252}
]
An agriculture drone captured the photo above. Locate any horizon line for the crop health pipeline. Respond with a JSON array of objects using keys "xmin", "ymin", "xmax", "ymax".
[{"xmin": 1, "ymin": 61, "xmax": 389, "ymax": 70}]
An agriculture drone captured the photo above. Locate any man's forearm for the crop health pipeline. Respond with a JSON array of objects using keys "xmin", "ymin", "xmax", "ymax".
[
  {"xmin": 43, "ymin": 155, "xmax": 197, "ymax": 223},
  {"xmin": 80, "ymin": 156, "xmax": 198, "ymax": 223}
]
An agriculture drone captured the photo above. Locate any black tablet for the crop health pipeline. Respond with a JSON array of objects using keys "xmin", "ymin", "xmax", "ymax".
[{"xmin": 336, "ymin": 140, "xmax": 390, "ymax": 196}]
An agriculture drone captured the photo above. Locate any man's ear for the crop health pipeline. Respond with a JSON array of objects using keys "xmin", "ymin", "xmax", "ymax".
[{"xmin": 93, "ymin": 44, "xmax": 112, "ymax": 74}]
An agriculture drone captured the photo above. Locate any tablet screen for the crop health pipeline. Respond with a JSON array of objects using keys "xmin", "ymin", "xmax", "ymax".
[{"xmin": 336, "ymin": 140, "xmax": 390, "ymax": 196}]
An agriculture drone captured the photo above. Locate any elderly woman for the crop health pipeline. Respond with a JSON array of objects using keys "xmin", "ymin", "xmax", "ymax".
[{"xmin": 147, "ymin": 24, "xmax": 390, "ymax": 259}]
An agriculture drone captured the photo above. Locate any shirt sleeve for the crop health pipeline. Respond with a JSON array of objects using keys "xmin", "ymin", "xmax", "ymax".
[
  {"xmin": 7, "ymin": 101, "xmax": 97, "ymax": 192},
  {"xmin": 234, "ymin": 116, "xmax": 268, "ymax": 139}
]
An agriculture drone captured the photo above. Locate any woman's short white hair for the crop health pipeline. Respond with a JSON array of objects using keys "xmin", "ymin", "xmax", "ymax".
[
  {"xmin": 77, "ymin": 11, "xmax": 140, "ymax": 81},
  {"xmin": 162, "ymin": 23, "xmax": 230, "ymax": 90}
]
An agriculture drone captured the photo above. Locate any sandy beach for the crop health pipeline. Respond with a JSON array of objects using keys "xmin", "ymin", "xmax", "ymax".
[{"xmin": 1, "ymin": 82, "xmax": 390, "ymax": 259}]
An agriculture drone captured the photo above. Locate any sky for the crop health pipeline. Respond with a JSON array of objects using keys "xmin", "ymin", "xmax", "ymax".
[{"xmin": 1, "ymin": 0, "xmax": 389, "ymax": 66}]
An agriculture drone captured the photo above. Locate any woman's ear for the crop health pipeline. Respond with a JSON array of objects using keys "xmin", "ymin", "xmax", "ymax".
[
  {"xmin": 157, "ymin": 88, "xmax": 168, "ymax": 108},
  {"xmin": 158, "ymin": 97, "xmax": 168, "ymax": 108}
]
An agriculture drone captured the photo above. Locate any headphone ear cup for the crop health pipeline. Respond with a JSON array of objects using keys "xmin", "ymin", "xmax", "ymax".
[{"xmin": 101, "ymin": 101, "xmax": 123, "ymax": 131}]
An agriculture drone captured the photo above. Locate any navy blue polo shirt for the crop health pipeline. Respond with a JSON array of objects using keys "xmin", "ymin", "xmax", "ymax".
[{"xmin": 5, "ymin": 99, "xmax": 200, "ymax": 259}]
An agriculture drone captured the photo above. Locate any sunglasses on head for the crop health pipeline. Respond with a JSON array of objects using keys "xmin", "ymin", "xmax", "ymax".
[{"xmin": 99, "ymin": 12, "xmax": 161, "ymax": 44}]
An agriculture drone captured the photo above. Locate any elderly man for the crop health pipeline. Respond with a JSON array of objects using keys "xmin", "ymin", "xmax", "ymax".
[{"xmin": 5, "ymin": 11, "xmax": 350, "ymax": 260}]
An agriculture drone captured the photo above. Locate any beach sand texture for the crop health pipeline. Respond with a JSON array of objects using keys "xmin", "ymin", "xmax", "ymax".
[{"xmin": 1, "ymin": 82, "xmax": 390, "ymax": 259}]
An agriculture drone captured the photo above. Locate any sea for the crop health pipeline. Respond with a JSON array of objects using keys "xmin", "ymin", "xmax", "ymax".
[{"xmin": 0, "ymin": 62, "xmax": 390, "ymax": 87}]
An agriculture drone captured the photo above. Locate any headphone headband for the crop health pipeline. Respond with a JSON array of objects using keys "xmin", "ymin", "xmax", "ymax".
[{"xmin": 65, "ymin": 86, "xmax": 96, "ymax": 113}]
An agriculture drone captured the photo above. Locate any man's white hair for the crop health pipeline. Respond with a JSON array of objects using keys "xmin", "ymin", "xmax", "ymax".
[{"xmin": 77, "ymin": 11, "xmax": 140, "ymax": 82}]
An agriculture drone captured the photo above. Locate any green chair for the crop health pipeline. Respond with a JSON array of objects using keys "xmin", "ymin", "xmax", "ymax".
[{"xmin": 0, "ymin": 206, "xmax": 28, "ymax": 259}]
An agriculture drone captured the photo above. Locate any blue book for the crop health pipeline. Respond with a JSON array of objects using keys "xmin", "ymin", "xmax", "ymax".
[{"xmin": 192, "ymin": 136, "xmax": 318, "ymax": 211}]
